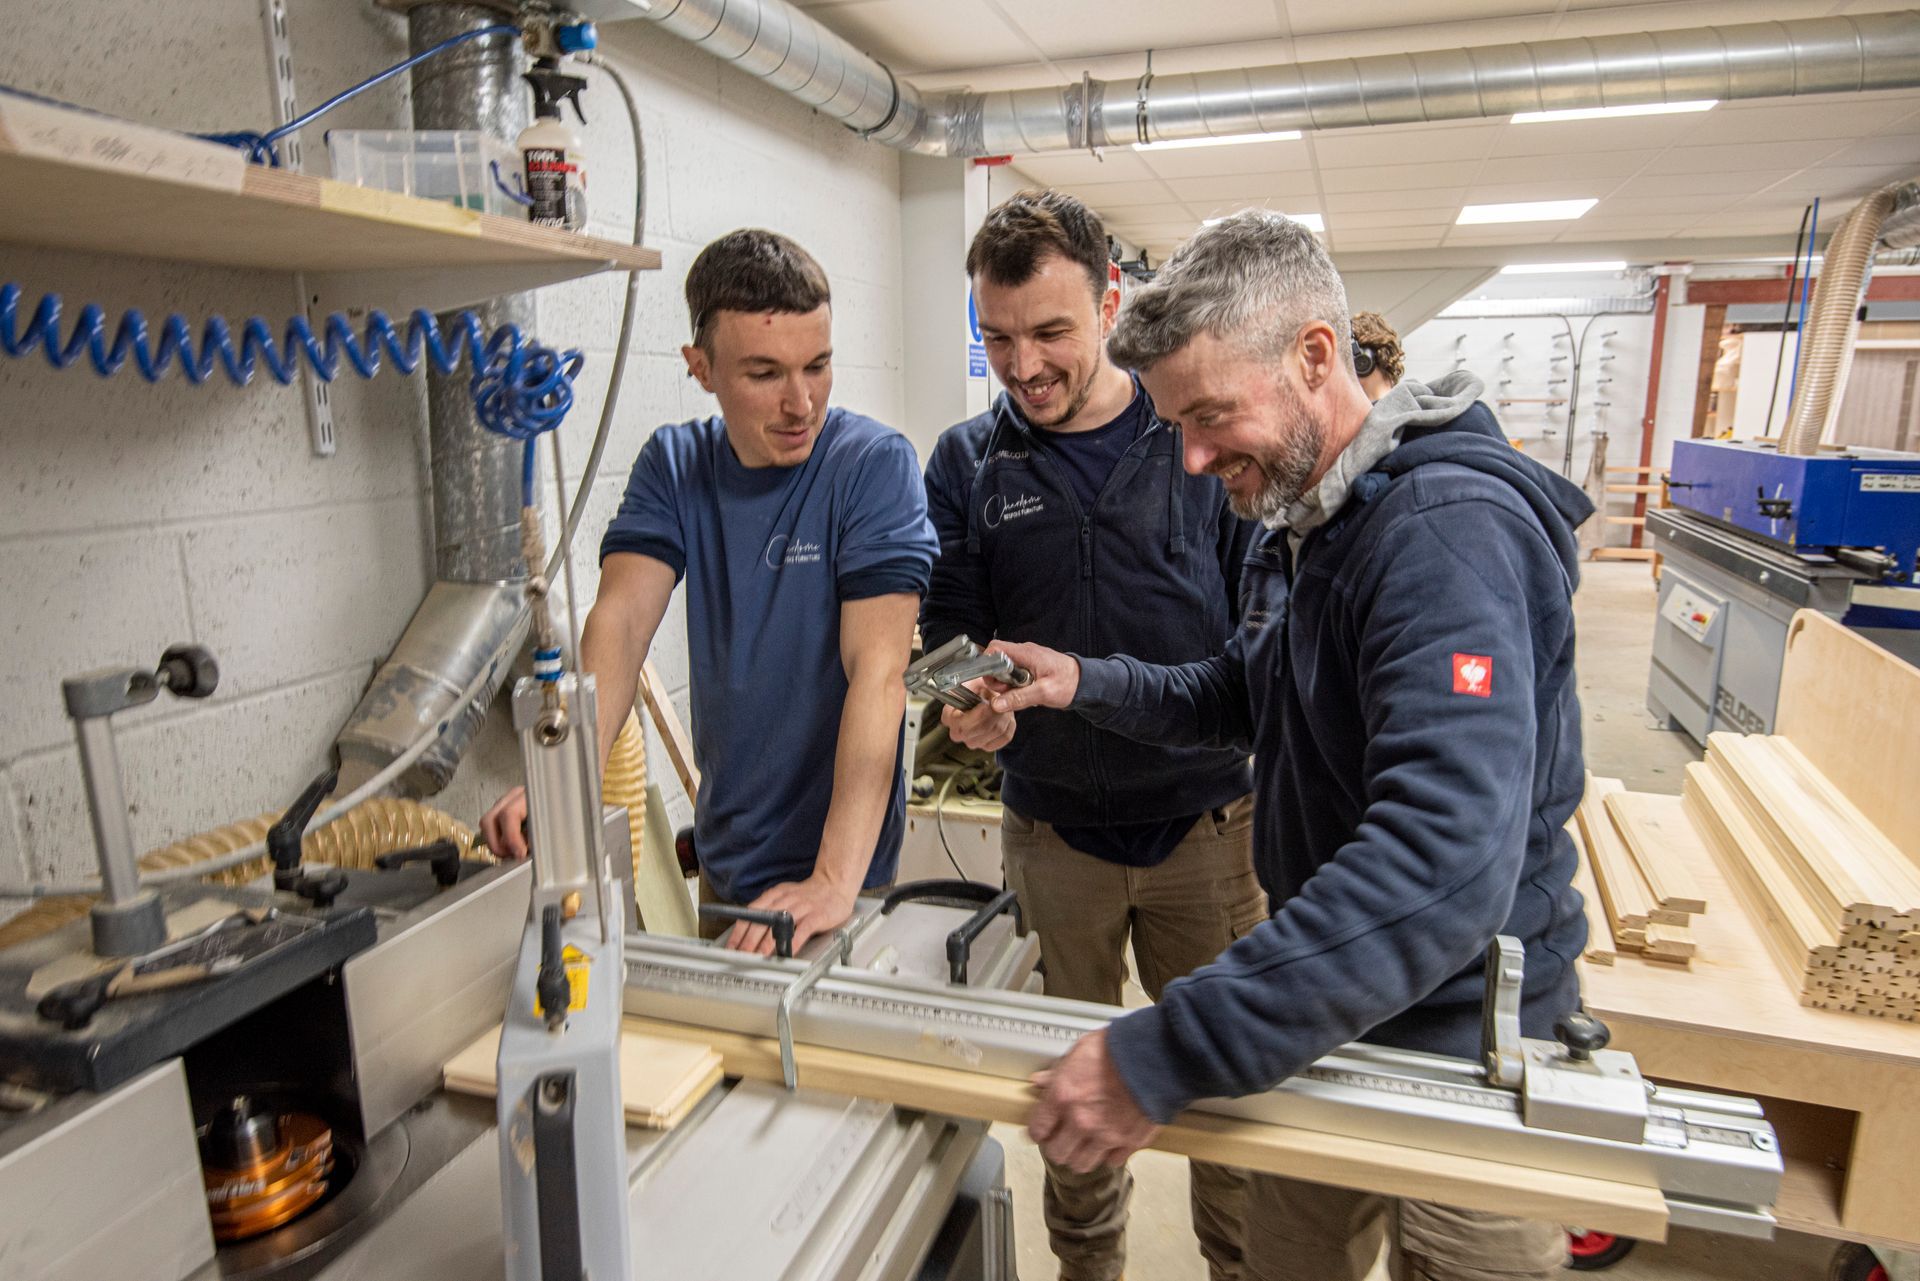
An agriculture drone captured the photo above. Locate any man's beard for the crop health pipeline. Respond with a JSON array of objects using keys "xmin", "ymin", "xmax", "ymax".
[
  {"xmin": 1022, "ymin": 364, "xmax": 1097, "ymax": 428},
  {"xmin": 1226, "ymin": 374, "xmax": 1326, "ymax": 523}
]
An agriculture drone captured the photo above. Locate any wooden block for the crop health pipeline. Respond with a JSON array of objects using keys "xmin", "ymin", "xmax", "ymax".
[
  {"xmin": 624, "ymin": 1017, "xmax": 1672, "ymax": 1243},
  {"xmin": 1605, "ymin": 792, "xmax": 1710, "ymax": 915},
  {"xmin": 1567, "ymin": 819, "xmax": 1616, "ymax": 967},
  {"xmin": 1643, "ymin": 923, "xmax": 1698, "ymax": 960},
  {"xmin": 1591, "ymin": 547, "xmax": 1658, "ymax": 561},
  {"xmin": 1577, "ymin": 776, "xmax": 1659, "ymax": 940},
  {"xmin": 444, "ymin": 1024, "xmax": 724, "ymax": 1130}
]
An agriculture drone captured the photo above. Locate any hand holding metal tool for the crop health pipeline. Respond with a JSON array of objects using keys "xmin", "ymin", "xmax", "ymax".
[{"xmin": 905, "ymin": 635, "xmax": 1033, "ymax": 712}]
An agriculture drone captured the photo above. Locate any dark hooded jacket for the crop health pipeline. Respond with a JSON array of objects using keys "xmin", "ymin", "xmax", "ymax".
[{"xmin": 1072, "ymin": 374, "xmax": 1595, "ymax": 1122}]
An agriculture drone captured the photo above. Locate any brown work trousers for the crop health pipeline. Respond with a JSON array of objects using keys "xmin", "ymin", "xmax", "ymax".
[
  {"xmin": 1245, "ymin": 1176, "xmax": 1568, "ymax": 1281},
  {"xmin": 1002, "ymin": 795, "xmax": 1268, "ymax": 1281}
]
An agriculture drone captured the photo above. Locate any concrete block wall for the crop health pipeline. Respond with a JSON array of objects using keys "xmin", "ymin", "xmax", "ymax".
[{"xmin": 0, "ymin": 2, "xmax": 905, "ymax": 892}]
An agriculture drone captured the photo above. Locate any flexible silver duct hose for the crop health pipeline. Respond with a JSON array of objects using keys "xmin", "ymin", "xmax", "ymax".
[
  {"xmin": 635, "ymin": 3, "xmax": 1920, "ymax": 156},
  {"xmin": 1779, "ymin": 184, "xmax": 1904, "ymax": 456}
]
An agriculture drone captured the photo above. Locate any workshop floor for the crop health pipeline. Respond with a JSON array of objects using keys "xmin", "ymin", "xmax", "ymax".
[{"xmin": 993, "ymin": 562, "xmax": 1845, "ymax": 1281}]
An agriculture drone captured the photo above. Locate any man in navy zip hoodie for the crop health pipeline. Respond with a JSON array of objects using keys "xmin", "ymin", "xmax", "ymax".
[
  {"xmin": 923, "ymin": 191, "xmax": 1263, "ymax": 1281},
  {"xmin": 989, "ymin": 211, "xmax": 1593, "ymax": 1281}
]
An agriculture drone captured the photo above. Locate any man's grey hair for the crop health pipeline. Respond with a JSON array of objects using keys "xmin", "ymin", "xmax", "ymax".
[{"xmin": 1108, "ymin": 210, "xmax": 1352, "ymax": 374}]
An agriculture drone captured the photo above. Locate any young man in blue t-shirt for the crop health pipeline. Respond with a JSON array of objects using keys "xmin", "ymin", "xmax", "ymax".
[
  {"xmin": 482, "ymin": 229, "xmax": 937, "ymax": 956},
  {"xmin": 921, "ymin": 191, "xmax": 1262, "ymax": 1281}
]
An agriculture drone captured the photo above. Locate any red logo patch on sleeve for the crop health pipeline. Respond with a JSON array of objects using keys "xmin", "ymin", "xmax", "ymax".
[{"xmin": 1452, "ymin": 653, "xmax": 1493, "ymax": 697}]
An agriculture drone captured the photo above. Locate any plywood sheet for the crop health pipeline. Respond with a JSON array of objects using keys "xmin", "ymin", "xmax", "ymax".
[{"xmin": 444, "ymin": 1024, "xmax": 723, "ymax": 1130}]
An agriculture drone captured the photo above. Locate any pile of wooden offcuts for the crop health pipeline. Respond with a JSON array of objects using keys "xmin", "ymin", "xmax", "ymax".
[
  {"xmin": 1685, "ymin": 733, "xmax": 1920, "ymax": 1021},
  {"xmin": 1572, "ymin": 777, "xmax": 1703, "ymax": 968}
]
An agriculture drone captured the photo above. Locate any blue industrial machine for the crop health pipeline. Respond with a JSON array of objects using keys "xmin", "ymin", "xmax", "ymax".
[{"xmin": 1648, "ymin": 438, "xmax": 1920, "ymax": 744}]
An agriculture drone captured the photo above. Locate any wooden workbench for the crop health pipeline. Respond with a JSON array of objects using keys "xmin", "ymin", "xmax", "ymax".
[{"xmin": 1582, "ymin": 811, "xmax": 1920, "ymax": 1251}]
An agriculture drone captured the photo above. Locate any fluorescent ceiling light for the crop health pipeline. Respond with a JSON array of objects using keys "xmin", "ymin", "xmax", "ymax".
[
  {"xmin": 1512, "ymin": 99, "xmax": 1717, "ymax": 124},
  {"xmin": 1500, "ymin": 260, "xmax": 1627, "ymax": 274},
  {"xmin": 1457, "ymin": 199, "xmax": 1597, "ymax": 225},
  {"xmin": 1205, "ymin": 212, "xmax": 1324, "ymax": 232},
  {"xmin": 1134, "ymin": 129, "xmax": 1301, "ymax": 151}
]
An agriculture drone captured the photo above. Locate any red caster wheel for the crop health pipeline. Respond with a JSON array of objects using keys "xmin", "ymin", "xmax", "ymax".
[{"xmin": 1566, "ymin": 1229, "xmax": 1637, "ymax": 1271}]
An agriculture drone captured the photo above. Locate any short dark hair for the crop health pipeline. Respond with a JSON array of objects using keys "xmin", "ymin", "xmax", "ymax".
[
  {"xmin": 966, "ymin": 190, "xmax": 1110, "ymax": 304},
  {"xmin": 685, "ymin": 229, "xmax": 831, "ymax": 350}
]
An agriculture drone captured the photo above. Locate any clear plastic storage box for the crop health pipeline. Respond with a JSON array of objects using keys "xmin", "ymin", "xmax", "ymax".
[{"xmin": 325, "ymin": 130, "xmax": 525, "ymax": 217}]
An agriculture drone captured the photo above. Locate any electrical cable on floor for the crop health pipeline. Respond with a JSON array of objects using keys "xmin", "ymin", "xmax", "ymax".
[{"xmin": 0, "ymin": 55, "xmax": 653, "ymax": 902}]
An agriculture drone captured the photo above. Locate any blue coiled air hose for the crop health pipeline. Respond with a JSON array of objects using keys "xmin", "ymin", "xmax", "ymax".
[{"xmin": 0, "ymin": 283, "xmax": 582, "ymax": 504}]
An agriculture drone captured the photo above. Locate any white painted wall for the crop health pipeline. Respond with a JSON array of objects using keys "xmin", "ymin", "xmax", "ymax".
[
  {"xmin": 1402, "ymin": 313, "xmax": 1655, "ymax": 546},
  {"xmin": 0, "ymin": 3, "xmax": 904, "ymax": 889},
  {"xmin": 1729, "ymin": 331, "xmax": 1801, "ymax": 441}
]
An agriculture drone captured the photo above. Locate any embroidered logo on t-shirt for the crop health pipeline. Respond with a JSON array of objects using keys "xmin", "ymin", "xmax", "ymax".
[
  {"xmin": 982, "ymin": 493, "xmax": 1043, "ymax": 529},
  {"xmin": 1452, "ymin": 653, "xmax": 1492, "ymax": 697},
  {"xmin": 763, "ymin": 534, "xmax": 823, "ymax": 569}
]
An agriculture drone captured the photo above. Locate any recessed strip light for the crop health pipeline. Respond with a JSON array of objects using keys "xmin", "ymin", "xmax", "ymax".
[
  {"xmin": 1134, "ymin": 129, "xmax": 1302, "ymax": 151},
  {"xmin": 1205, "ymin": 212, "xmax": 1324, "ymax": 231},
  {"xmin": 1457, "ymin": 199, "xmax": 1597, "ymax": 225},
  {"xmin": 1500, "ymin": 261, "xmax": 1628, "ymax": 274},
  {"xmin": 1512, "ymin": 99, "xmax": 1717, "ymax": 124}
]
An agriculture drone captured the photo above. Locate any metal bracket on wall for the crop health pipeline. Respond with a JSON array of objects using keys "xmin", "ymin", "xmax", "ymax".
[{"xmin": 258, "ymin": 0, "xmax": 337, "ymax": 457}]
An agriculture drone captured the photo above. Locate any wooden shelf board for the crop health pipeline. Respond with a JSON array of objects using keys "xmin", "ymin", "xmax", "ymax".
[
  {"xmin": 0, "ymin": 100, "xmax": 657, "ymax": 282},
  {"xmin": 1592, "ymin": 547, "xmax": 1658, "ymax": 561}
]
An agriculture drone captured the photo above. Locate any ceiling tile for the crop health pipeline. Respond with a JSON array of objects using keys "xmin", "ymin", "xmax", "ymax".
[
  {"xmin": 1137, "ymin": 138, "xmax": 1314, "ymax": 179},
  {"xmin": 1323, "ymin": 161, "xmax": 1478, "ymax": 194},
  {"xmin": 1611, "ymin": 171, "xmax": 1790, "ymax": 199},
  {"xmin": 1472, "ymin": 152, "xmax": 1650, "ymax": 185},
  {"xmin": 799, "ymin": 0, "xmax": 1034, "ymax": 73},
  {"xmin": 1040, "ymin": 178, "xmax": 1178, "ymax": 205},
  {"xmin": 1004, "ymin": 0, "xmax": 1281, "ymax": 61},
  {"xmin": 1460, "ymin": 179, "xmax": 1618, "ymax": 205},
  {"xmin": 1185, "ymin": 197, "xmax": 1324, "ymax": 224},
  {"xmin": 1820, "ymin": 135, "xmax": 1920, "ymax": 168},
  {"xmin": 1488, "ymin": 114, "xmax": 1711, "ymax": 158},
  {"xmin": 1594, "ymin": 193, "xmax": 1743, "ymax": 216},
  {"xmin": 1765, "ymin": 165, "xmax": 1916, "ymax": 199},
  {"xmin": 1159, "ymin": 172, "xmax": 1324, "ymax": 201},
  {"xmin": 1683, "ymin": 101, "xmax": 1894, "ymax": 146},
  {"xmin": 1282, "ymin": 0, "xmax": 1549, "ymax": 37},
  {"xmin": 1011, "ymin": 150, "xmax": 1158, "ymax": 185},
  {"xmin": 1313, "ymin": 123, "xmax": 1504, "ymax": 169},
  {"xmin": 1331, "ymin": 208, "xmax": 1464, "ymax": 230},
  {"xmin": 1326, "ymin": 188, "xmax": 1469, "ymax": 214},
  {"xmin": 1640, "ymin": 141, "xmax": 1847, "ymax": 176},
  {"xmin": 1086, "ymin": 201, "xmax": 1199, "ymax": 222}
]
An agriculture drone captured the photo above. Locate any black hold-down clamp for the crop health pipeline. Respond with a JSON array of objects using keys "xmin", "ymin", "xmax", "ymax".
[{"xmin": 905, "ymin": 635, "xmax": 1032, "ymax": 712}]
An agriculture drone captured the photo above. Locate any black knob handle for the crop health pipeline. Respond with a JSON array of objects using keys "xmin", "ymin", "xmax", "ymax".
[
  {"xmin": 157, "ymin": 644, "xmax": 220, "ymax": 699},
  {"xmin": 696, "ymin": 905, "xmax": 796, "ymax": 959},
  {"xmin": 537, "ymin": 904, "xmax": 570, "ymax": 1029},
  {"xmin": 1555, "ymin": 1010, "xmax": 1611, "ymax": 1062},
  {"xmin": 673, "ymin": 825, "xmax": 698, "ymax": 878},
  {"xmin": 375, "ymin": 838, "xmax": 463, "ymax": 887},
  {"xmin": 270, "ymin": 767, "xmax": 339, "ymax": 879},
  {"xmin": 294, "ymin": 868, "xmax": 349, "ymax": 909}
]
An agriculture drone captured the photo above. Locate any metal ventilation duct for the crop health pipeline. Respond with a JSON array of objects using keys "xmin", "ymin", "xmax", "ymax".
[{"xmin": 633, "ymin": 3, "xmax": 1920, "ymax": 157}]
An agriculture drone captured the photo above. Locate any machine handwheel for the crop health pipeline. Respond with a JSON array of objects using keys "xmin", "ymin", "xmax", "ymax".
[
  {"xmin": 1829, "ymin": 1242, "xmax": 1889, "ymax": 1281},
  {"xmin": 1566, "ymin": 1230, "xmax": 1636, "ymax": 1270}
]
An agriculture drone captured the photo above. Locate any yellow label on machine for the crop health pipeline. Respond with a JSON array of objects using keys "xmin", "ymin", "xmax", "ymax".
[{"xmin": 535, "ymin": 944, "xmax": 591, "ymax": 1016}]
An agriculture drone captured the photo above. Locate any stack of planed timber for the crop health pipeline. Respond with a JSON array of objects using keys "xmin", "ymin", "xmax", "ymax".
[
  {"xmin": 1684, "ymin": 733, "xmax": 1920, "ymax": 1021},
  {"xmin": 1572, "ymin": 776, "xmax": 1703, "ymax": 967}
]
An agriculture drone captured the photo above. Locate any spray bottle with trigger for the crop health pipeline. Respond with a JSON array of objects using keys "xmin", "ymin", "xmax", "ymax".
[{"xmin": 519, "ymin": 22, "xmax": 595, "ymax": 232}]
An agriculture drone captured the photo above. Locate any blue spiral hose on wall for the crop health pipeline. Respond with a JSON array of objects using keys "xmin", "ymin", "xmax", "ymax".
[{"xmin": 1, "ymin": 282, "xmax": 581, "ymax": 503}]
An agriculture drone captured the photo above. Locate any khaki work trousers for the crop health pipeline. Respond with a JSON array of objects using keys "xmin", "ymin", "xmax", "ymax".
[
  {"xmin": 1002, "ymin": 794, "xmax": 1268, "ymax": 1281},
  {"xmin": 1245, "ymin": 1175, "xmax": 1568, "ymax": 1281}
]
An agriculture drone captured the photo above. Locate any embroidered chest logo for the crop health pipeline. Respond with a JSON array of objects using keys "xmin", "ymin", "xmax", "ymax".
[
  {"xmin": 1452, "ymin": 653, "xmax": 1492, "ymax": 698},
  {"xmin": 983, "ymin": 492, "xmax": 1044, "ymax": 529},
  {"xmin": 764, "ymin": 533, "xmax": 824, "ymax": 570}
]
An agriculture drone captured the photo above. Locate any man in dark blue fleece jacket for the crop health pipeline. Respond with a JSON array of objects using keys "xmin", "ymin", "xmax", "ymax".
[
  {"xmin": 988, "ymin": 211, "xmax": 1593, "ymax": 1281},
  {"xmin": 923, "ymin": 190, "xmax": 1263, "ymax": 1281}
]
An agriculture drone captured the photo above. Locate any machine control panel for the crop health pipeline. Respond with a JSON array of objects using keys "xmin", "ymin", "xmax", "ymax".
[{"xmin": 1659, "ymin": 582, "xmax": 1721, "ymax": 644}]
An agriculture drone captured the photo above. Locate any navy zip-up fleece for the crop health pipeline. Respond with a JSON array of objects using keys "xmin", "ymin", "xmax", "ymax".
[
  {"xmin": 1072, "ymin": 392, "xmax": 1594, "ymax": 1123},
  {"xmin": 922, "ymin": 390, "xmax": 1255, "ymax": 827}
]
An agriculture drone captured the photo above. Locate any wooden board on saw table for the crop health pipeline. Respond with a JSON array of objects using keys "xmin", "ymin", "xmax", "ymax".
[
  {"xmin": 1605, "ymin": 792, "xmax": 1709, "ymax": 916},
  {"xmin": 444, "ymin": 1024, "xmax": 723, "ymax": 1130},
  {"xmin": 624, "ymin": 1017, "xmax": 1670, "ymax": 1242}
]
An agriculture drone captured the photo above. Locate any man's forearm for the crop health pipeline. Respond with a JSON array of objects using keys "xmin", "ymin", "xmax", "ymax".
[
  {"xmin": 1073, "ymin": 651, "xmax": 1254, "ymax": 752},
  {"xmin": 812, "ymin": 670, "xmax": 904, "ymax": 889},
  {"xmin": 580, "ymin": 603, "xmax": 652, "ymax": 772}
]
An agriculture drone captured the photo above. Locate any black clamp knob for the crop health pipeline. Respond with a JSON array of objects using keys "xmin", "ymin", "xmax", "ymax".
[
  {"xmin": 696, "ymin": 905, "xmax": 796, "ymax": 959},
  {"xmin": 375, "ymin": 838, "xmax": 463, "ymax": 888},
  {"xmin": 1554, "ymin": 1010, "xmax": 1611, "ymax": 1062},
  {"xmin": 291, "ymin": 868, "xmax": 348, "ymax": 909},
  {"xmin": 157, "ymin": 644, "xmax": 220, "ymax": 699},
  {"xmin": 536, "ymin": 904, "xmax": 571, "ymax": 1030},
  {"xmin": 270, "ymin": 767, "xmax": 350, "ymax": 907},
  {"xmin": 1756, "ymin": 488, "xmax": 1793, "ymax": 520}
]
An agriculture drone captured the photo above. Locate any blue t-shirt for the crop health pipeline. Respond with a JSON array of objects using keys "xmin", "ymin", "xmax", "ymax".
[{"xmin": 600, "ymin": 408, "xmax": 938, "ymax": 904}]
